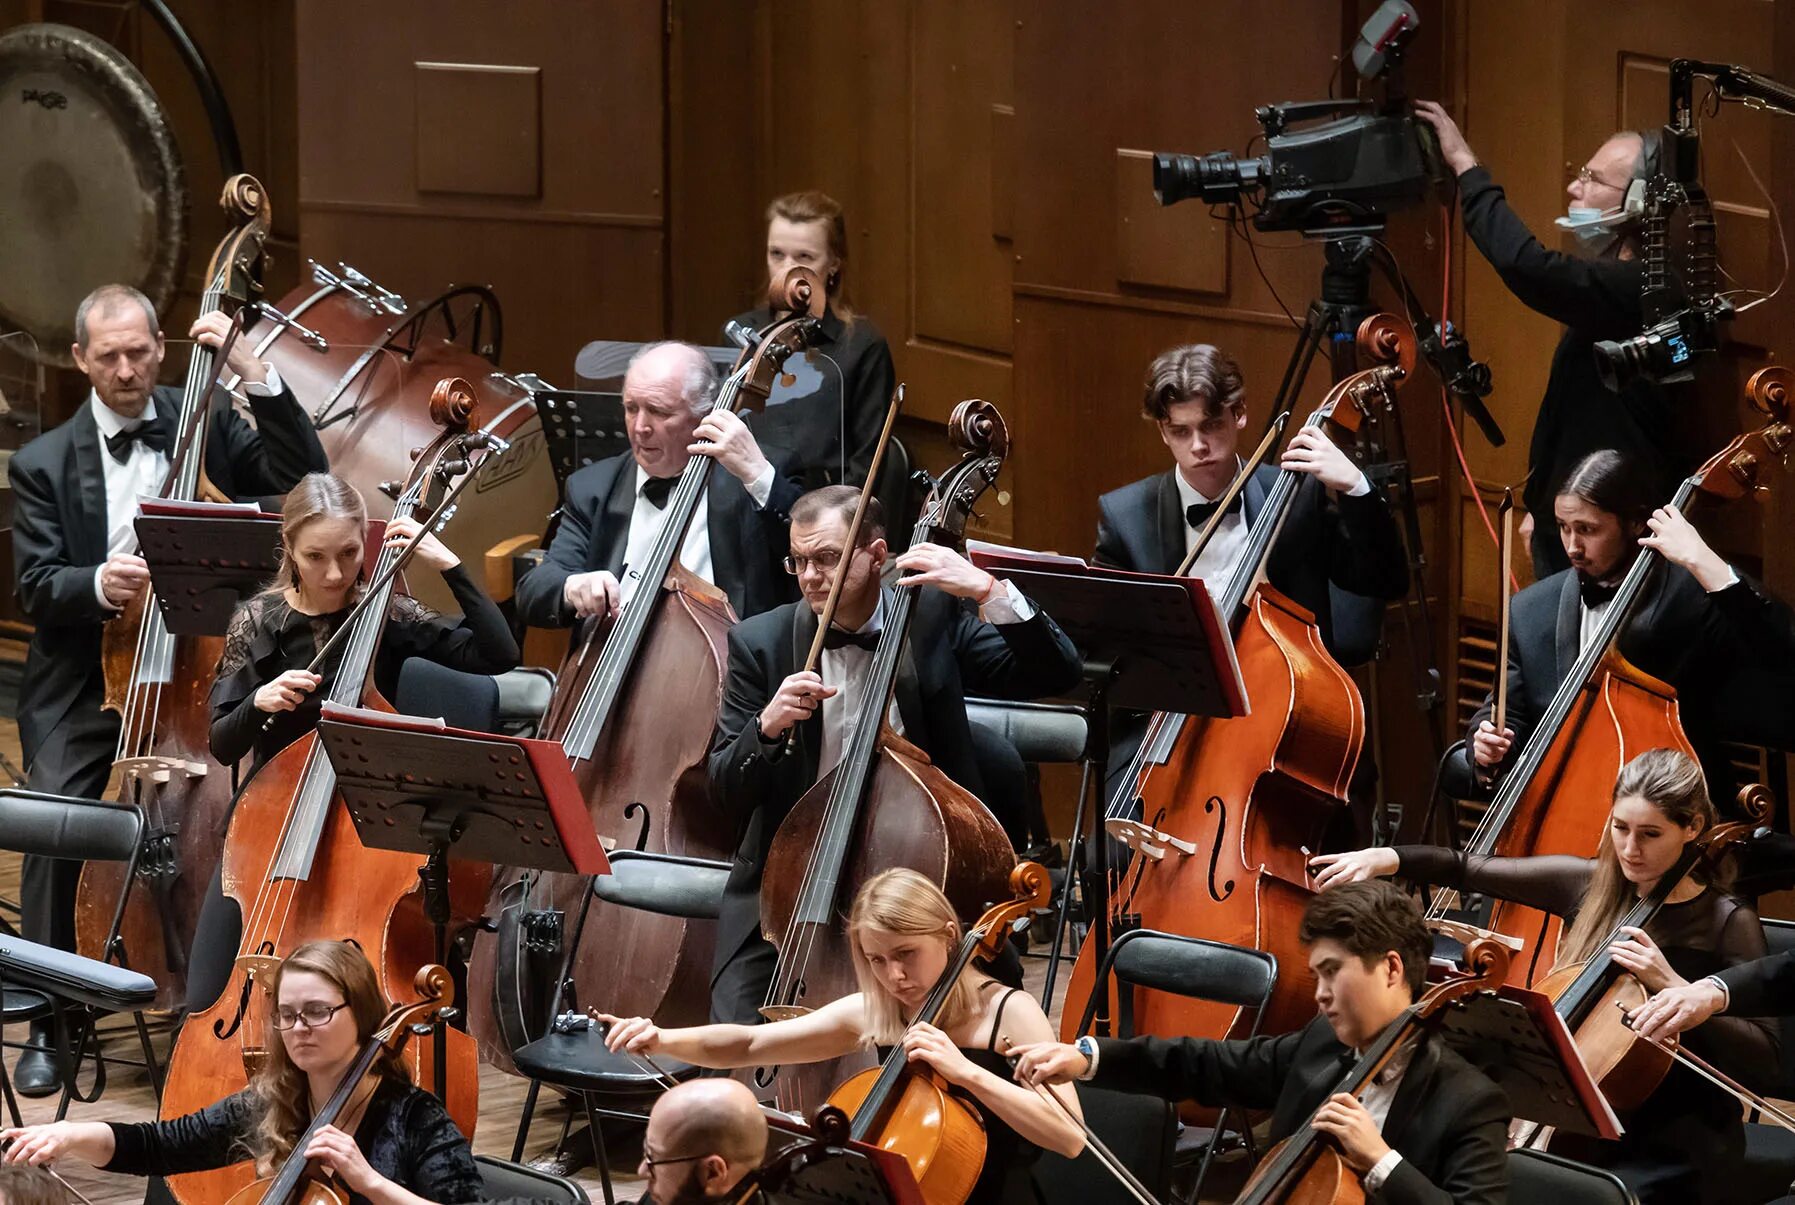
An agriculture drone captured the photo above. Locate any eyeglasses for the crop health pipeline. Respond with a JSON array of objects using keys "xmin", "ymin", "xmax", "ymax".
[
  {"xmin": 641, "ymin": 1150, "xmax": 707, "ymax": 1170},
  {"xmin": 272, "ymin": 1001, "xmax": 351, "ymax": 1030},
  {"xmin": 783, "ymin": 548, "xmax": 848, "ymax": 575},
  {"xmin": 1570, "ymin": 164, "xmax": 1630, "ymax": 191}
]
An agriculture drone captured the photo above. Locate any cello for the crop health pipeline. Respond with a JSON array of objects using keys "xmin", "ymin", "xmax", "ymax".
[
  {"xmin": 756, "ymin": 398, "xmax": 1020, "ymax": 1111},
  {"xmin": 1059, "ymin": 316, "xmax": 1412, "ymax": 1048},
  {"xmin": 158, "ymin": 379, "xmax": 502, "ymax": 1204},
  {"xmin": 1428, "ymin": 368, "xmax": 1795, "ymax": 984},
  {"xmin": 76, "ymin": 175, "xmax": 272, "ymax": 1011},
  {"xmin": 465, "ymin": 275, "xmax": 825, "ymax": 1070},
  {"xmin": 222, "ymin": 964, "xmax": 456, "ymax": 1205}
]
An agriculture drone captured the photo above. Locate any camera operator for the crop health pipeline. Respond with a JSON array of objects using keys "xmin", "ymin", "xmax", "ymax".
[{"xmin": 1416, "ymin": 101, "xmax": 1695, "ymax": 579}]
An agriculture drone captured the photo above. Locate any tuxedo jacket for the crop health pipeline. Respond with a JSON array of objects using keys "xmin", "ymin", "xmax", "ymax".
[
  {"xmin": 1092, "ymin": 464, "xmax": 1408, "ymax": 667},
  {"xmin": 9, "ymin": 382, "xmax": 328, "ymax": 764},
  {"xmin": 1458, "ymin": 560, "xmax": 1795, "ymax": 798},
  {"xmin": 706, "ymin": 589, "xmax": 1082, "ymax": 970},
  {"xmin": 1093, "ymin": 1016, "xmax": 1509, "ymax": 1205},
  {"xmin": 514, "ymin": 451, "xmax": 802, "ymax": 627},
  {"xmin": 1719, "ymin": 950, "xmax": 1795, "ymax": 1016}
]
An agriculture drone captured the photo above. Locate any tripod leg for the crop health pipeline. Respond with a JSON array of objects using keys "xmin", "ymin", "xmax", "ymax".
[{"xmin": 1041, "ymin": 753, "xmax": 1096, "ymax": 1007}]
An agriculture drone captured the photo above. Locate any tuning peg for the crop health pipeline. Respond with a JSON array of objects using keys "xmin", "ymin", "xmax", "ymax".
[
  {"xmin": 409, "ymin": 446, "xmax": 424, "ymax": 461},
  {"xmin": 378, "ymin": 480, "xmax": 402, "ymax": 500}
]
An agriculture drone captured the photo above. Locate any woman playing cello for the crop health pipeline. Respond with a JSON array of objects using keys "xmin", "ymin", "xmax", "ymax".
[
  {"xmin": 1312, "ymin": 748, "xmax": 1776, "ymax": 1204},
  {"xmin": 0, "ymin": 941, "xmax": 481, "ymax": 1205},
  {"xmin": 186, "ymin": 471, "xmax": 519, "ymax": 1013},
  {"xmin": 599, "ymin": 868, "xmax": 1085, "ymax": 1203}
]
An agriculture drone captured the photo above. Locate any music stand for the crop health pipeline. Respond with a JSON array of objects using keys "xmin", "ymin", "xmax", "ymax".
[
  {"xmin": 758, "ymin": 1105, "xmax": 926, "ymax": 1205},
  {"xmin": 531, "ymin": 389, "xmax": 630, "ymax": 493},
  {"xmin": 316, "ymin": 702, "xmax": 609, "ymax": 1099},
  {"xmin": 969, "ymin": 547, "xmax": 1246, "ymax": 1032},
  {"xmin": 1430, "ymin": 982, "xmax": 1622, "ymax": 1140},
  {"xmin": 134, "ymin": 500, "xmax": 282, "ymax": 636}
]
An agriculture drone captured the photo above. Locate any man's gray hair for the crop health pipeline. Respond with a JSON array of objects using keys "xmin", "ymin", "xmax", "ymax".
[
  {"xmin": 75, "ymin": 284, "xmax": 159, "ymax": 348},
  {"xmin": 627, "ymin": 340, "xmax": 720, "ymax": 415}
]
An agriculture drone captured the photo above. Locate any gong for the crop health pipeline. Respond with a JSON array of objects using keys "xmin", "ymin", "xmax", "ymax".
[{"xmin": 0, "ymin": 22, "xmax": 186, "ymax": 368}]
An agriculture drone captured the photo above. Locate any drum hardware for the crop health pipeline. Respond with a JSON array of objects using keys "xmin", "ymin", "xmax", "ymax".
[
  {"xmin": 312, "ymin": 284, "xmax": 507, "ymax": 426},
  {"xmin": 246, "ymin": 301, "xmax": 328, "ymax": 351},
  {"xmin": 489, "ymin": 370, "xmax": 549, "ymax": 393},
  {"xmin": 336, "ymin": 263, "xmax": 407, "ymax": 314},
  {"xmin": 309, "ymin": 260, "xmax": 383, "ymax": 312}
]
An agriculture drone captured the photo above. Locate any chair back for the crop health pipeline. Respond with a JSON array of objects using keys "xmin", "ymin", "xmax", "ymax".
[
  {"xmin": 1758, "ymin": 918, "xmax": 1795, "ymax": 1098},
  {"xmin": 1078, "ymin": 928, "xmax": 1277, "ymax": 1038},
  {"xmin": 592, "ymin": 850, "xmax": 730, "ymax": 920},
  {"xmin": 395, "ymin": 659, "xmax": 500, "ymax": 733},
  {"xmin": 0, "ymin": 791, "xmax": 143, "ymax": 864},
  {"xmin": 966, "ymin": 699, "xmax": 1088, "ymax": 764},
  {"xmin": 1031, "ymin": 1084, "xmax": 1173, "ymax": 1205},
  {"xmin": 475, "ymin": 1153, "xmax": 590, "ymax": 1203},
  {"xmin": 1508, "ymin": 1150, "xmax": 1638, "ymax": 1204},
  {"xmin": 874, "ymin": 436, "xmax": 914, "ymax": 552}
]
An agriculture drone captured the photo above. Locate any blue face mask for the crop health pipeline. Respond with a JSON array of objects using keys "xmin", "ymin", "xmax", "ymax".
[{"xmin": 1555, "ymin": 205, "xmax": 1620, "ymax": 251}]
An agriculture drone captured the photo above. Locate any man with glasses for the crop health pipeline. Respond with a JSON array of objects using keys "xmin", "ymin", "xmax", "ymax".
[
  {"xmin": 1416, "ymin": 101, "xmax": 1695, "ymax": 578},
  {"xmin": 636, "ymin": 1079, "xmax": 767, "ymax": 1204},
  {"xmin": 705, "ymin": 485, "xmax": 1082, "ymax": 1024},
  {"xmin": 515, "ymin": 340, "xmax": 801, "ymax": 628}
]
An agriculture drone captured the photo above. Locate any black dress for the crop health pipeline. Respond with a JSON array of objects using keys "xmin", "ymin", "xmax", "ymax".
[
  {"xmin": 876, "ymin": 987, "xmax": 1042, "ymax": 1205},
  {"xmin": 1395, "ymin": 846, "xmax": 1777, "ymax": 1205},
  {"xmin": 102, "ymin": 1077, "xmax": 481, "ymax": 1204},
  {"xmin": 209, "ymin": 563, "xmax": 520, "ymax": 771},
  {"xmin": 723, "ymin": 304, "xmax": 895, "ymax": 488}
]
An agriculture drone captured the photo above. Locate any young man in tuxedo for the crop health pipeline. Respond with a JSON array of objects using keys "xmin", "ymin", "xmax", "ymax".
[
  {"xmin": 706, "ymin": 486, "xmax": 1083, "ymax": 1024},
  {"xmin": 8, "ymin": 283, "xmax": 327, "ymax": 1094},
  {"xmin": 1453, "ymin": 448, "xmax": 1795, "ymax": 811},
  {"xmin": 515, "ymin": 340, "xmax": 801, "ymax": 627},
  {"xmin": 1011, "ymin": 880, "xmax": 1511, "ymax": 1205}
]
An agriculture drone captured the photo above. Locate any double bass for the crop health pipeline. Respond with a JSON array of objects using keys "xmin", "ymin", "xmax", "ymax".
[
  {"xmin": 1430, "ymin": 369, "xmax": 1795, "ymax": 984},
  {"xmin": 1060, "ymin": 316, "xmax": 1411, "ymax": 1047},
  {"xmin": 756, "ymin": 398, "xmax": 1020, "ymax": 1110},
  {"xmin": 466, "ymin": 276, "xmax": 824, "ymax": 1069},
  {"xmin": 78, "ymin": 174, "xmax": 273, "ymax": 1010},
  {"xmin": 158, "ymin": 380, "xmax": 501, "ymax": 1204}
]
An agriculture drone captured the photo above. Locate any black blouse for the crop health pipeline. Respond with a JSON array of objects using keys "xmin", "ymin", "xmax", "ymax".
[
  {"xmin": 102, "ymin": 1078, "xmax": 480, "ymax": 1204},
  {"xmin": 210, "ymin": 564, "xmax": 519, "ymax": 769},
  {"xmin": 723, "ymin": 304, "xmax": 895, "ymax": 488},
  {"xmin": 1395, "ymin": 845, "xmax": 1775, "ymax": 1205}
]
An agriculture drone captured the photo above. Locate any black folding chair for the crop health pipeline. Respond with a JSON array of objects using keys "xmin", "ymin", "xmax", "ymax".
[
  {"xmin": 0, "ymin": 789, "xmax": 164, "ymax": 1121},
  {"xmin": 508, "ymin": 850, "xmax": 730, "ymax": 1205},
  {"xmin": 1508, "ymin": 1149, "xmax": 1639, "ymax": 1204},
  {"xmin": 1069, "ymin": 927, "xmax": 1278, "ymax": 1204},
  {"xmin": 475, "ymin": 1152, "xmax": 589, "ymax": 1203}
]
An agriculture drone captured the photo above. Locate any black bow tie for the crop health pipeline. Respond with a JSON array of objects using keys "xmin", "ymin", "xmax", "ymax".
[
  {"xmin": 640, "ymin": 475, "xmax": 678, "ymax": 509},
  {"xmin": 821, "ymin": 626, "xmax": 880, "ymax": 652},
  {"xmin": 1579, "ymin": 575, "xmax": 1620, "ymax": 609},
  {"xmin": 1186, "ymin": 495, "xmax": 1244, "ymax": 529},
  {"xmin": 105, "ymin": 418, "xmax": 171, "ymax": 464}
]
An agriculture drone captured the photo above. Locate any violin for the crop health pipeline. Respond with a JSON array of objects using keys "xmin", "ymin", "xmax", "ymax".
[
  {"xmin": 224, "ymin": 965, "xmax": 456, "ymax": 1205},
  {"xmin": 754, "ymin": 399, "xmax": 1020, "ymax": 1113},
  {"xmin": 823, "ymin": 862, "xmax": 1051, "ymax": 1205},
  {"xmin": 1233, "ymin": 936, "xmax": 1513, "ymax": 1204},
  {"xmin": 159, "ymin": 379, "xmax": 504, "ymax": 1204},
  {"xmin": 1060, "ymin": 316, "xmax": 1412, "ymax": 1058},
  {"xmin": 1535, "ymin": 784, "xmax": 1771, "ymax": 1112},
  {"xmin": 465, "ymin": 274, "xmax": 826, "ymax": 1071},
  {"xmin": 1433, "ymin": 369, "xmax": 1795, "ymax": 984},
  {"xmin": 79, "ymin": 175, "xmax": 273, "ymax": 1010}
]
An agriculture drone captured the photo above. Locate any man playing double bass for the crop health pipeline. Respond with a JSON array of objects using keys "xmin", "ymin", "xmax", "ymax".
[
  {"xmin": 8, "ymin": 284, "xmax": 327, "ymax": 1095},
  {"xmin": 707, "ymin": 486, "xmax": 1083, "ymax": 1024},
  {"xmin": 515, "ymin": 340, "xmax": 801, "ymax": 628}
]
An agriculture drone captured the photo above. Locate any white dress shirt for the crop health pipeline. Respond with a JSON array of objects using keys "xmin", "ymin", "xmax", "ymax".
[
  {"xmin": 618, "ymin": 461, "xmax": 775, "ymax": 602},
  {"xmin": 1175, "ymin": 458, "xmax": 1371, "ymax": 593},
  {"xmin": 90, "ymin": 365, "xmax": 286, "ymax": 609},
  {"xmin": 816, "ymin": 581, "xmax": 1034, "ymax": 777},
  {"xmin": 1357, "ymin": 1040, "xmax": 1415, "ymax": 1192}
]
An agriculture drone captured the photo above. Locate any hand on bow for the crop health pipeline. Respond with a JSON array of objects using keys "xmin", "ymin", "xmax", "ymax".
[{"xmin": 1630, "ymin": 978, "xmax": 1728, "ymax": 1043}]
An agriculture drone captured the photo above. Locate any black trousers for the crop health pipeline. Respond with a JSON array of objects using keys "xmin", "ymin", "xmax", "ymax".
[{"xmin": 21, "ymin": 683, "xmax": 119, "ymax": 952}]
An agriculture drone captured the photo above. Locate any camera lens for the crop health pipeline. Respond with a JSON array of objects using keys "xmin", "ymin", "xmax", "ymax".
[
  {"xmin": 1152, "ymin": 154, "xmax": 1202, "ymax": 206},
  {"xmin": 1593, "ymin": 334, "xmax": 1654, "ymax": 392}
]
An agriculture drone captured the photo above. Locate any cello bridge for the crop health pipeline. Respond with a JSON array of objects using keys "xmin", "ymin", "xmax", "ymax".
[
  {"xmin": 114, "ymin": 755, "xmax": 207, "ymax": 784},
  {"xmin": 1104, "ymin": 818, "xmax": 1196, "ymax": 862}
]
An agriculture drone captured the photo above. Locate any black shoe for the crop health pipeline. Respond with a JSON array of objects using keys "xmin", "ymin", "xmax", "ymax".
[{"xmin": 14, "ymin": 1024, "xmax": 60, "ymax": 1099}]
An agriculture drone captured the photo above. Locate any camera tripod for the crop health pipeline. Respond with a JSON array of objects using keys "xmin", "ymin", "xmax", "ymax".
[{"xmin": 1260, "ymin": 233, "xmax": 1454, "ymax": 842}]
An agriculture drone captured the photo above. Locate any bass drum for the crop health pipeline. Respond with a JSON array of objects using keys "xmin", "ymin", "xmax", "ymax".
[{"xmin": 231, "ymin": 274, "xmax": 554, "ymax": 612}]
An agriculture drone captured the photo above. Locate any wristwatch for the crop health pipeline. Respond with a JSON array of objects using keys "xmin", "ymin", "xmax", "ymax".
[{"xmin": 1074, "ymin": 1035, "xmax": 1099, "ymax": 1080}]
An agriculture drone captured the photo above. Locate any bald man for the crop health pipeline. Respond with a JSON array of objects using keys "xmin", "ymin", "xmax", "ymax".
[
  {"xmin": 637, "ymin": 1078, "xmax": 768, "ymax": 1204},
  {"xmin": 515, "ymin": 340, "xmax": 801, "ymax": 626}
]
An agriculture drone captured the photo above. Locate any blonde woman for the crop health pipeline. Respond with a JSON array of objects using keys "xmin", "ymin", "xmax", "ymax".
[
  {"xmin": 724, "ymin": 190, "xmax": 896, "ymax": 488},
  {"xmin": 0, "ymin": 941, "xmax": 478, "ymax": 1204},
  {"xmin": 1309, "ymin": 748, "xmax": 1774, "ymax": 1205},
  {"xmin": 599, "ymin": 868, "xmax": 1084, "ymax": 1203}
]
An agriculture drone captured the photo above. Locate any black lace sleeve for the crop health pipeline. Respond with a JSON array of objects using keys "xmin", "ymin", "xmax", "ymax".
[
  {"xmin": 103, "ymin": 1090, "xmax": 260, "ymax": 1177},
  {"xmin": 210, "ymin": 598, "xmax": 276, "ymax": 767},
  {"xmin": 381, "ymin": 564, "xmax": 519, "ymax": 674},
  {"xmin": 391, "ymin": 1085, "xmax": 482, "ymax": 1202}
]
